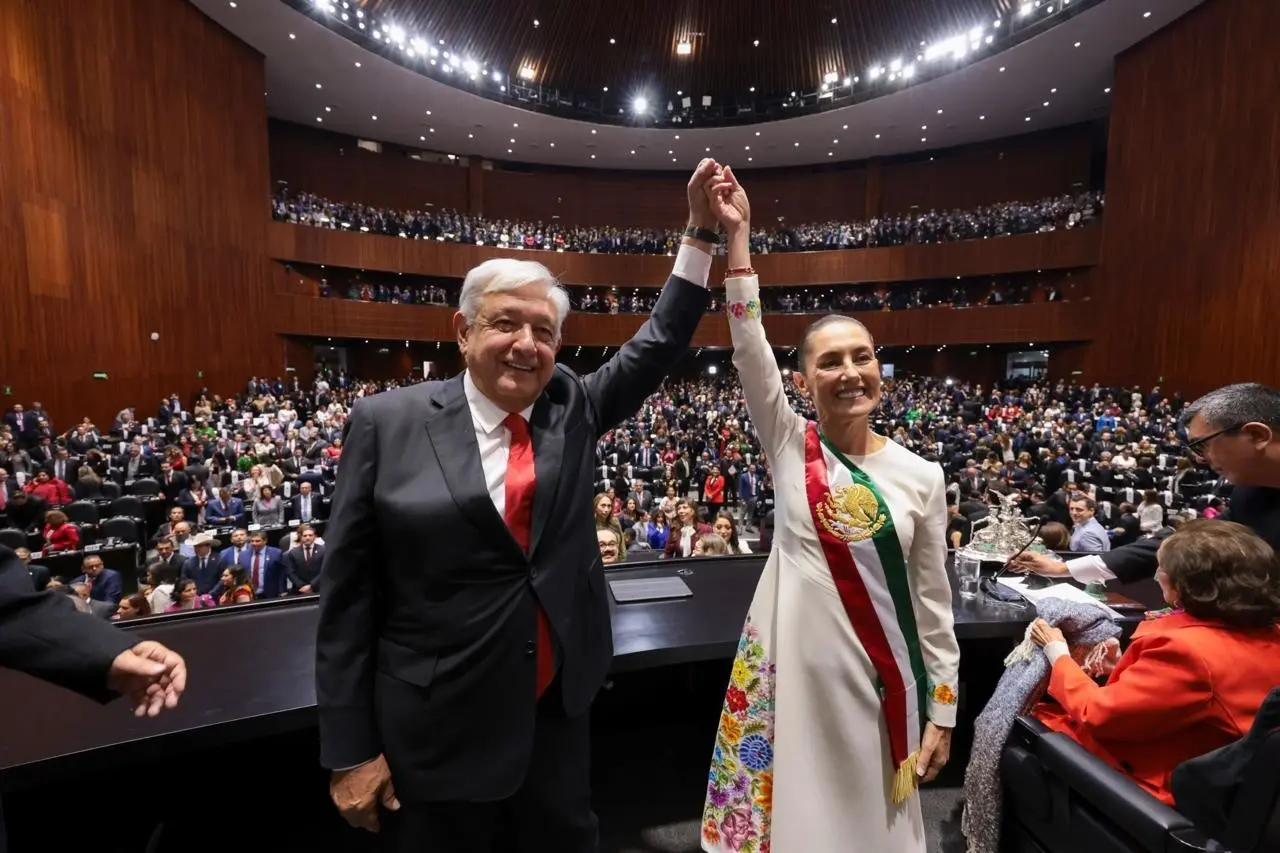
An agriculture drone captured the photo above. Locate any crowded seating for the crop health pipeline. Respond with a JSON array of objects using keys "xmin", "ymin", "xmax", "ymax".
[{"xmin": 272, "ymin": 188, "xmax": 1103, "ymax": 255}]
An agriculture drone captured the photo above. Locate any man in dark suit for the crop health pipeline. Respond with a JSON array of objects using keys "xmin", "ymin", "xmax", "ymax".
[
  {"xmin": 245, "ymin": 530, "xmax": 284, "ymax": 599},
  {"xmin": 290, "ymin": 480, "xmax": 324, "ymax": 524},
  {"xmin": 70, "ymin": 554, "xmax": 123, "ymax": 605},
  {"xmin": 205, "ymin": 487, "xmax": 245, "ymax": 527},
  {"xmin": 317, "ymin": 160, "xmax": 720, "ymax": 849},
  {"xmin": 1015, "ymin": 383, "xmax": 1280, "ymax": 584},
  {"xmin": 114, "ymin": 446, "xmax": 157, "ymax": 482},
  {"xmin": 181, "ymin": 532, "xmax": 223, "ymax": 597},
  {"xmin": 281, "ymin": 525, "xmax": 323, "ymax": 594}
]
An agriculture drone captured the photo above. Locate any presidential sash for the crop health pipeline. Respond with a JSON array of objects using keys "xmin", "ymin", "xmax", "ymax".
[{"xmin": 804, "ymin": 422, "xmax": 928, "ymax": 803}]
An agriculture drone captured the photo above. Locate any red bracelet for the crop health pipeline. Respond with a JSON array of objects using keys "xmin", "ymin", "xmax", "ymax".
[{"xmin": 725, "ymin": 266, "xmax": 756, "ymax": 277}]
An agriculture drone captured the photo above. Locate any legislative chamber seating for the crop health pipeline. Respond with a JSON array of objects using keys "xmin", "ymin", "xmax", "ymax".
[{"xmin": 1001, "ymin": 709, "xmax": 1280, "ymax": 853}]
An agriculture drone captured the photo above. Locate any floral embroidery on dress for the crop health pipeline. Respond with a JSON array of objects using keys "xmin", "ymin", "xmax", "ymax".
[
  {"xmin": 704, "ymin": 617, "xmax": 776, "ymax": 852},
  {"xmin": 727, "ymin": 299, "xmax": 762, "ymax": 320},
  {"xmin": 932, "ymin": 684, "xmax": 958, "ymax": 705}
]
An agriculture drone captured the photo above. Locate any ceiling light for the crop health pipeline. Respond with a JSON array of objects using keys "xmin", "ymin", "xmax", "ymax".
[
  {"xmin": 354, "ymin": 61, "xmax": 361, "ymax": 67},
  {"xmin": 889, "ymin": 58, "xmax": 903, "ymax": 72},
  {"xmin": 842, "ymin": 124, "xmax": 848, "ymax": 130},
  {"xmin": 745, "ymin": 145, "xmax": 750, "ymax": 150},
  {"xmin": 1043, "ymin": 101, "xmax": 1049, "ymax": 106},
  {"xmin": 921, "ymin": 137, "xmax": 927, "ymax": 142},
  {"xmin": 675, "ymin": 134, "xmax": 681, "ymax": 139},
  {"xmin": 519, "ymin": 66, "xmax": 535, "ymax": 80},
  {"xmin": 672, "ymin": 158, "xmax": 677, "ymax": 163},
  {"xmin": 228, "ymin": 1, "xmax": 236, "ymax": 7},
  {"xmin": 875, "ymin": 133, "xmax": 881, "ymax": 139},
  {"xmin": 999, "ymin": 66, "xmax": 1006, "ymax": 72},
  {"xmin": 794, "ymin": 141, "xmax": 799, "ymax": 147},
  {"xmin": 609, "ymin": 38, "xmax": 616, "ymax": 44},
  {"xmin": 591, "ymin": 129, "xmax": 597, "ymax": 134},
  {"xmin": 979, "ymin": 115, "xmax": 986, "ymax": 120},
  {"xmin": 429, "ymin": 128, "xmax": 434, "ymax": 133},
  {"xmin": 1019, "ymin": 2, "xmax": 1033, "ymax": 16},
  {"xmin": 747, "ymin": 157, "xmax": 753, "ymax": 162},
  {"xmin": 755, "ymin": 131, "xmax": 761, "ymax": 136},
  {"xmin": 869, "ymin": 66, "xmax": 882, "ymax": 80},
  {"xmin": 315, "ymin": 117, "xmax": 322, "ymax": 122},
  {"xmin": 315, "ymin": 83, "xmax": 323, "ymax": 89},
  {"xmin": 508, "ymin": 149, "xmax": 513, "ymax": 154},
  {"xmin": 462, "ymin": 58, "xmax": 479, "ymax": 74},
  {"xmin": 902, "ymin": 65, "xmax": 915, "ymax": 79},
  {"xmin": 753, "ymin": 39, "xmax": 760, "ymax": 46},
  {"xmin": 1104, "ymin": 87, "xmax": 1111, "ymax": 93},
  {"xmin": 1051, "ymin": 88, "xmax": 1057, "ymax": 93},
  {"xmin": 602, "ymin": 86, "xmax": 608, "ymax": 92},
  {"xmin": 937, "ymin": 109, "xmax": 944, "ymax": 114},
  {"xmin": 633, "ymin": 96, "xmax": 649, "ymax": 114},
  {"xmin": 533, "ymin": 18, "xmax": 539, "ymax": 26},
  {"xmin": 288, "ymin": 33, "xmax": 296, "ymax": 39},
  {"xmin": 550, "ymin": 142, "xmax": 555, "ymax": 147},
  {"xmin": 492, "ymin": 71, "xmax": 502, "ymax": 82},
  {"xmin": 823, "ymin": 71, "xmax": 839, "ymax": 84},
  {"xmin": 324, "ymin": 106, "xmax": 331, "ymax": 112},
  {"xmin": 590, "ymin": 154, "xmax": 596, "ymax": 159},
  {"xmin": 420, "ymin": 136, "xmax": 426, "ymax": 141},
  {"xmin": 922, "ymin": 124, "xmax": 927, "ymax": 130},
  {"xmin": 1143, "ymin": 11, "xmax": 1152, "ymax": 18},
  {"xmin": 630, "ymin": 149, "xmax": 636, "ymax": 155},
  {"xmin": 468, "ymin": 133, "xmax": 473, "ymax": 138},
  {"xmin": 426, "ymin": 110, "xmax": 432, "ymax": 115},
  {"xmin": 1025, "ymin": 116, "xmax": 1031, "ymax": 121},
  {"xmin": 705, "ymin": 147, "xmax": 711, "ymax": 152},
  {"xmin": 669, "ymin": 150, "xmax": 673, "ymax": 154},
  {"xmin": 370, "ymin": 115, "xmax": 376, "ymax": 120},
  {"xmin": 749, "ymin": 86, "xmax": 755, "ymax": 92},
  {"xmin": 832, "ymin": 139, "xmax": 838, "ymax": 144},
  {"xmin": 1074, "ymin": 42, "xmax": 1081, "ymax": 47},
  {"xmin": 676, "ymin": 41, "xmax": 692, "ymax": 56},
  {"xmin": 831, "ymin": 17, "xmax": 837, "ymax": 24},
  {"xmin": 843, "ymin": 76, "xmax": 852, "ymax": 86},
  {"xmin": 510, "ymin": 138, "xmax": 516, "ymax": 143}
]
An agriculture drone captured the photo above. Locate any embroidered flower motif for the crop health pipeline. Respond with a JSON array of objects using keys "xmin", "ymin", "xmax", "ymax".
[
  {"xmin": 738, "ymin": 734, "xmax": 774, "ymax": 772},
  {"xmin": 729, "ymin": 302, "xmax": 747, "ymax": 319},
  {"xmin": 726, "ymin": 299, "xmax": 761, "ymax": 320},
  {"xmin": 932, "ymin": 684, "xmax": 958, "ymax": 706},
  {"xmin": 720, "ymin": 808, "xmax": 756, "ymax": 849},
  {"xmin": 704, "ymin": 616, "xmax": 776, "ymax": 849}
]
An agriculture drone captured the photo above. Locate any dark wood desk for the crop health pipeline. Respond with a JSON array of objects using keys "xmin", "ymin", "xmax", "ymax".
[{"xmin": 0, "ymin": 551, "xmax": 1149, "ymax": 789}]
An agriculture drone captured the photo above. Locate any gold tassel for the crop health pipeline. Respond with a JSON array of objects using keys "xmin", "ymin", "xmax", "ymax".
[{"xmin": 891, "ymin": 751, "xmax": 921, "ymax": 804}]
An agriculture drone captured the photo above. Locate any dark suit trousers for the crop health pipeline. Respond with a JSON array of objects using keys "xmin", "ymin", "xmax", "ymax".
[{"xmin": 381, "ymin": 683, "xmax": 597, "ymax": 853}]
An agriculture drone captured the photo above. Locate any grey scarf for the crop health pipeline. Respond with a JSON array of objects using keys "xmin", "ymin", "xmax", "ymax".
[{"xmin": 961, "ymin": 598, "xmax": 1121, "ymax": 853}]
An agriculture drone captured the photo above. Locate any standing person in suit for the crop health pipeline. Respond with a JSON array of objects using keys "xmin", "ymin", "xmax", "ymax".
[
  {"xmin": 1015, "ymin": 383, "xmax": 1280, "ymax": 584},
  {"xmin": 205, "ymin": 487, "xmax": 245, "ymax": 527},
  {"xmin": 181, "ymin": 532, "xmax": 223, "ymax": 597},
  {"xmin": 244, "ymin": 530, "xmax": 284, "ymax": 598},
  {"xmin": 290, "ymin": 481, "xmax": 324, "ymax": 524},
  {"xmin": 316, "ymin": 160, "xmax": 720, "ymax": 850},
  {"xmin": 282, "ymin": 525, "xmax": 324, "ymax": 594}
]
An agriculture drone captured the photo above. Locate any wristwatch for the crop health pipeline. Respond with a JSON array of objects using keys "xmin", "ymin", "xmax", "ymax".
[{"xmin": 683, "ymin": 225, "xmax": 722, "ymax": 245}]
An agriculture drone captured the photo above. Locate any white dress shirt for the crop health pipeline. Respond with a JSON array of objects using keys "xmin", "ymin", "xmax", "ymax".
[
  {"xmin": 1065, "ymin": 554, "xmax": 1118, "ymax": 582},
  {"xmin": 463, "ymin": 243, "xmax": 712, "ymax": 519}
]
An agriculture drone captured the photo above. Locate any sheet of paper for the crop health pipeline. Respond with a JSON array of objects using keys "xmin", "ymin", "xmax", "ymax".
[{"xmin": 996, "ymin": 576, "xmax": 1122, "ymax": 619}]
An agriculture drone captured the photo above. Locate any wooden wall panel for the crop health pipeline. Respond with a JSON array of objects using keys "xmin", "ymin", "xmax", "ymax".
[
  {"xmin": 1085, "ymin": 0, "xmax": 1280, "ymax": 397},
  {"xmin": 273, "ymin": 295, "xmax": 1089, "ymax": 351},
  {"xmin": 269, "ymin": 222, "xmax": 1099, "ymax": 287},
  {"xmin": 269, "ymin": 119, "xmax": 1093, "ymax": 228},
  {"xmin": 0, "ymin": 0, "xmax": 275, "ymax": 426},
  {"xmin": 269, "ymin": 120, "xmax": 471, "ymax": 212}
]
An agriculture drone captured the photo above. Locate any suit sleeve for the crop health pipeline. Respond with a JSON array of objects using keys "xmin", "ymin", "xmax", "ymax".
[
  {"xmin": 1048, "ymin": 631, "xmax": 1214, "ymax": 742},
  {"xmin": 0, "ymin": 545, "xmax": 132, "ymax": 703},
  {"xmin": 910, "ymin": 469, "xmax": 960, "ymax": 727},
  {"xmin": 583, "ymin": 246, "xmax": 712, "ymax": 433},
  {"xmin": 315, "ymin": 402, "xmax": 383, "ymax": 769},
  {"xmin": 1099, "ymin": 536, "xmax": 1163, "ymax": 584}
]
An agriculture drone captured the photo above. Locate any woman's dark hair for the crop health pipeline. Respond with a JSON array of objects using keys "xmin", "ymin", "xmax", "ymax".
[
  {"xmin": 222, "ymin": 565, "xmax": 248, "ymax": 588},
  {"xmin": 1038, "ymin": 522, "xmax": 1071, "ymax": 551},
  {"xmin": 714, "ymin": 510, "xmax": 741, "ymax": 550},
  {"xmin": 148, "ymin": 562, "xmax": 180, "ymax": 587},
  {"xmin": 798, "ymin": 315, "xmax": 875, "ymax": 372},
  {"xmin": 119, "ymin": 592, "xmax": 152, "ymax": 619},
  {"xmin": 172, "ymin": 577, "xmax": 197, "ymax": 602},
  {"xmin": 1158, "ymin": 519, "xmax": 1280, "ymax": 628}
]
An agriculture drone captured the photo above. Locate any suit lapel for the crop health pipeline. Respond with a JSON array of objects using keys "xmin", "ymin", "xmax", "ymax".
[
  {"xmin": 528, "ymin": 393, "xmax": 566, "ymax": 557},
  {"xmin": 423, "ymin": 377, "xmax": 522, "ymax": 556}
]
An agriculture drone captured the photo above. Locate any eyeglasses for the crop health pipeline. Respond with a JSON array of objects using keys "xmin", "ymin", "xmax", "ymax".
[{"xmin": 1182, "ymin": 423, "xmax": 1246, "ymax": 461}]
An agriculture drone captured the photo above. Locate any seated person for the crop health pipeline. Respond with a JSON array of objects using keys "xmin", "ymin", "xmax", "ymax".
[
  {"xmin": 217, "ymin": 565, "xmax": 255, "ymax": 606},
  {"xmin": 713, "ymin": 510, "xmax": 752, "ymax": 554},
  {"xmin": 42, "ymin": 509, "xmax": 79, "ymax": 552},
  {"xmin": 164, "ymin": 577, "xmax": 216, "ymax": 612},
  {"xmin": 1027, "ymin": 519, "xmax": 1280, "ymax": 805},
  {"xmin": 694, "ymin": 532, "xmax": 731, "ymax": 557},
  {"xmin": 71, "ymin": 554, "xmax": 124, "ymax": 605},
  {"xmin": 13, "ymin": 546, "xmax": 51, "ymax": 591},
  {"xmin": 113, "ymin": 592, "xmax": 152, "ymax": 621}
]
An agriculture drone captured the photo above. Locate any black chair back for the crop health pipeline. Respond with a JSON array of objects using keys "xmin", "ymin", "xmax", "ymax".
[
  {"xmin": 74, "ymin": 523, "xmax": 97, "ymax": 547},
  {"xmin": 63, "ymin": 500, "xmax": 99, "ymax": 526},
  {"xmin": 110, "ymin": 495, "xmax": 144, "ymax": 520},
  {"xmin": 100, "ymin": 481, "xmax": 122, "ymax": 501},
  {"xmin": 0, "ymin": 528, "xmax": 27, "ymax": 551},
  {"xmin": 128, "ymin": 478, "xmax": 160, "ymax": 496},
  {"xmin": 101, "ymin": 516, "xmax": 140, "ymax": 544}
]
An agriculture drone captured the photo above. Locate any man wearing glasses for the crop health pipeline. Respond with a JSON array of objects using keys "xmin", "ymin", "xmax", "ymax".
[{"xmin": 1013, "ymin": 383, "xmax": 1280, "ymax": 584}]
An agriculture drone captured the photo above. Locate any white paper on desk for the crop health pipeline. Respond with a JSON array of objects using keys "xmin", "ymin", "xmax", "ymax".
[{"xmin": 996, "ymin": 577, "xmax": 1122, "ymax": 619}]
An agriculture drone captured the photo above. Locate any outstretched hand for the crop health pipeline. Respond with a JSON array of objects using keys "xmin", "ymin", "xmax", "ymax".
[
  {"xmin": 704, "ymin": 166, "xmax": 751, "ymax": 232},
  {"xmin": 107, "ymin": 640, "xmax": 187, "ymax": 717}
]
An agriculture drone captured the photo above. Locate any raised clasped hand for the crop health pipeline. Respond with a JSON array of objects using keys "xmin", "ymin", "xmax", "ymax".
[{"xmin": 704, "ymin": 166, "xmax": 751, "ymax": 232}]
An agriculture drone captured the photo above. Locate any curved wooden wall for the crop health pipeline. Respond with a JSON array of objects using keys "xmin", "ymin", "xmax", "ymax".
[
  {"xmin": 273, "ymin": 295, "xmax": 1090, "ymax": 350},
  {"xmin": 268, "ymin": 222, "xmax": 1100, "ymax": 287},
  {"xmin": 0, "ymin": 0, "xmax": 273, "ymax": 425},
  {"xmin": 1086, "ymin": 0, "xmax": 1280, "ymax": 396}
]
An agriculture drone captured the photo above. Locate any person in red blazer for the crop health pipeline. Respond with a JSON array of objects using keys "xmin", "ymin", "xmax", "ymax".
[
  {"xmin": 703, "ymin": 465, "xmax": 726, "ymax": 515},
  {"xmin": 42, "ymin": 509, "xmax": 81, "ymax": 553},
  {"xmin": 664, "ymin": 498, "xmax": 714, "ymax": 560},
  {"xmin": 1030, "ymin": 519, "xmax": 1280, "ymax": 805},
  {"xmin": 24, "ymin": 470, "xmax": 71, "ymax": 506}
]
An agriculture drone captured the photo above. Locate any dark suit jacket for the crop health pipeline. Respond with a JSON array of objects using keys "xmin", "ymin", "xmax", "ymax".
[
  {"xmin": 1100, "ymin": 485, "xmax": 1280, "ymax": 583},
  {"xmin": 289, "ymin": 493, "xmax": 325, "ymax": 523},
  {"xmin": 282, "ymin": 544, "xmax": 324, "ymax": 592},
  {"xmin": 181, "ymin": 555, "xmax": 223, "ymax": 597},
  {"xmin": 206, "ymin": 497, "xmax": 244, "ymax": 526},
  {"xmin": 71, "ymin": 569, "xmax": 123, "ymax": 605},
  {"xmin": 316, "ymin": 273, "xmax": 709, "ymax": 801},
  {"xmin": 0, "ymin": 545, "xmax": 131, "ymax": 703}
]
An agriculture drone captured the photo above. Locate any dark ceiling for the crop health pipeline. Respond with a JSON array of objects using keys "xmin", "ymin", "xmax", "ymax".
[{"xmin": 357, "ymin": 0, "xmax": 1014, "ymax": 100}]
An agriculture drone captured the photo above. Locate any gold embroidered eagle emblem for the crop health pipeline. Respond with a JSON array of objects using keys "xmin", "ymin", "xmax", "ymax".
[{"xmin": 816, "ymin": 483, "xmax": 886, "ymax": 543}]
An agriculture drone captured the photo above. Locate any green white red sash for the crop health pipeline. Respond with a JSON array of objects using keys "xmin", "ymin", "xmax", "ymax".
[{"xmin": 804, "ymin": 422, "xmax": 928, "ymax": 803}]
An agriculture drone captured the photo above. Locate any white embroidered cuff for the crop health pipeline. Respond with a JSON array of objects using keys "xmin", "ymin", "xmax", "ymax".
[
  {"xmin": 927, "ymin": 683, "xmax": 959, "ymax": 728},
  {"xmin": 725, "ymin": 275, "xmax": 761, "ymax": 320}
]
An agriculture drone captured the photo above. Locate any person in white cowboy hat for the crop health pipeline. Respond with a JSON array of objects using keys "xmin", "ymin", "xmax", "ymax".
[{"xmin": 181, "ymin": 531, "xmax": 222, "ymax": 597}]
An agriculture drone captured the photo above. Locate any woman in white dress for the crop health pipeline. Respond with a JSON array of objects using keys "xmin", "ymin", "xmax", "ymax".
[{"xmin": 699, "ymin": 167, "xmax": 961, "ymax": 853}]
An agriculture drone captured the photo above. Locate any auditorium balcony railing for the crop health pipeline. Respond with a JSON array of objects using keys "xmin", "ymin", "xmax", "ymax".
[
  {"xmin": 268, "ymin": 222, "xmax": 1100, "ymax": 288},
  {"xmin": 272, "ymin": 294, "xmax": 1093, "ymax": 348}
]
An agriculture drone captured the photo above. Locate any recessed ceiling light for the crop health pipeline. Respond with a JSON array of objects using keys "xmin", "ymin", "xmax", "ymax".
[
  {"xmin": 747, "ymin": 157, "xmax": 752, "ymax": 162},
  {"xmin": 749, "ymin": 86, "xmax": 755, "ymax": 92},
  {"xmin": 510, "ymin": 138, "xmax": 516, "ymax": 143},
  {"xmin": 508, "ymin": 149, "xmax": 513, "ymax": 153},
  {"xmin": 999, "ymin": 66, "xmax": 1006, "ymax": 72},
  {"xmin": 979, "ymin": 115, "xmax": 986, "ymax": 120},
  {"xmin": 672, "ymin": 158, "xmax": 677, "ymax": 162},
  {"xmin": 921, "ymin": 125, "xmax": 927, "ymax": 130},
  {"xmin": 832, "ymin": 139, "xmax": 838, "ymax": 144},
  {"xmin": 315, "ymin": 117, "xmax": 322, "ymax": 123},
  {"xmin": 354, "ymin": 61, "xmax": 361, "ymax": 68},
  {"xmin": 705, "ymin": 147, "xmax": 711, "ymax": 152},
  {"xmin": 591, "ymin": 154, "xmax": 597, "ymax": 159},
  {"xmin": 609, "ymin": 38, "xmax": 616, "ymax": 44},
  {"xmin": 533, "ymin": 18, "xmax": 540, "ymax": 26},
  {"xmin": 371, "ymin": 115, "xmax": 378, "ymax": 120},
  {"xmin": 513, "ymin": 122, "xmax": 518, "ymax": 127},
  {"xmin": 1143, "ymin": 11, "xmax": 1151, "ymax": 18},
  {"xmin": 1104, "ymin": 87, "xmax": 1112, "ymax": 93},
  {"xmin": 602, "ymin": 86, "xmax": 608, "ymax": 92},
  {"xmin": 842, "ymin": 124, "xmax": 848, "ymax": 130},
  {"xmin": 921, "ymin": 137, "xmax": 927, "ymax": 142},
  {"xmin": 1025, "ymin": 116, "xmax": 1031, "ymax": 122},
  {"xmin": 669, "ymin": 150, "xmax": 674, "ymax": 154},
  {"xmin": 937, "ymin": 109, "xmax": 943, "ymax": 114},
  {"xmin": 745, "ymin": 145, "xmax": 750, "ymax": 150},
  {"xmin": 630, "ymin": 150, "xmax": 636, "ymax": 154},
  {"xmin": 1043, "ymin": 101, "xmax": 1050, "ymax": 107},
  {"xmin": 753, "ymin": 39, "xmax": 760, "ymax": 46},
  {"xmin": 794, "ymin": 141, "xmax": 799, "ymax": 147},
  {"xmin": 324, "ymin": 106, "xmax": 331, "ymax": 112},
  {"xmin": 828, "ymin": 152, "xmax": 833, "ymax": 156},
  {"xmin": 429, "ymin": 128, "xmax": 434, "ymax": 133},
  {"xmin": 755, "ymin": 131, "xmax": 761, "ymax": 136},
  {"xmin": 875, "ymin": 133, "xmax": 881, "ymax": 139},
  {"xmin": 228, "ymin": 1, "xmax": 236, "ymax": 6},
  {"xmin": 420, "ymin": 135, "xmax": 426, "ymax": 141},
  {"xmin": 549, "ymin": 142, "xmax": 555, "ymax": 147},
  {"xmin": 1050, "ymin": 88, "xmax": 1057, "ymax": 93},
  {"xmin": 676, "ymin": 90, "xmax": 682, "ymax": 96},
  {"xmin": 288, "ymin": 33, "xmax": 296, "ymax": 40},
  {"xmin": 831, "ymin": 17, "xmax": 837, "ymax": 24},
  {"xmin": 1074, "ymin": 41, "xmax": 1081, "ymax": 47}
]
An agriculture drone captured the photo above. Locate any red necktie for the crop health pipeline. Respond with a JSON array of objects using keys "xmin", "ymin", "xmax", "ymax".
[{"xmin": 504, "ymin": 414, "xmax": 554, "ymax": 698}]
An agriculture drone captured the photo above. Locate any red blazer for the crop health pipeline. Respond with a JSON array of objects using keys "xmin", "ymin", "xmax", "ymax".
[
  {"xmin": 664, "ymin": 523, "xmax": 714, "ymax": 560},
  {"xmin": 25, "ymin": 479, "xmax": 71, "ymax": 505},
  {"xmin": 43, "ymin": 522, "xmax": 80, "ymax": 552},
  {"xmin": 1037, "ymin": 610, "xmax": 1280, "ymax": 805},
  {"xmin": 704, "ymin": 475, "xmax": 726, "ymax": 504}
]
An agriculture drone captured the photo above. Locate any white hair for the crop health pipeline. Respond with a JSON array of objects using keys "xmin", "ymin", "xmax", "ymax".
[{"xmin": 457, "ymin": 258, "xmax": 571, "ymax": 336}]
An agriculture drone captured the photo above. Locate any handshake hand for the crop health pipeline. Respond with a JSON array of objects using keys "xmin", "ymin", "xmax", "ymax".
[{"xmin": 687, "ymin": 160, "xmax": 752, "ymax": 235}]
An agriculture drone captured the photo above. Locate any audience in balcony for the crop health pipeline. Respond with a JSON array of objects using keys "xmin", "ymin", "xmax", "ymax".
[{"xmin": 272, "ymin": 189, "xmax": 1102, "ymax": 256}]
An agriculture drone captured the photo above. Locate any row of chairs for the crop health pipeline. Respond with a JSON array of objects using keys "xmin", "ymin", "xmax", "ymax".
[{"xmin": 0, "ymin": 517, "xmax": 143, "ymax": 551}]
